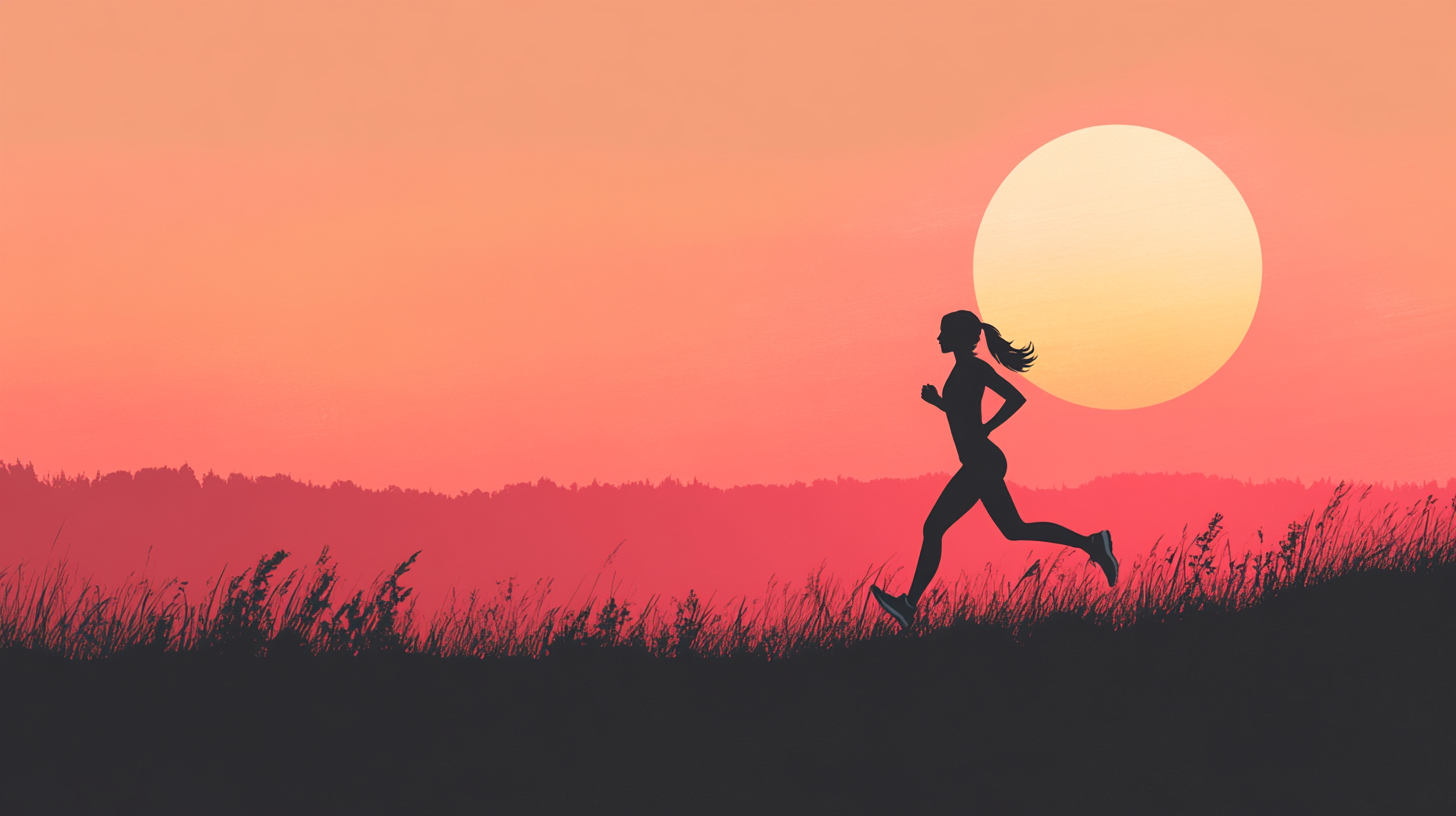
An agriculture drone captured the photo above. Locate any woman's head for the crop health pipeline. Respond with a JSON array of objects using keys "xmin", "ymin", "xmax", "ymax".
[
  {"xmin": 938, "ymin": 310, "xmax": 982, "ymax": 352},
  {"xmin": 938, "ymin": 310, "xmax": 1036, "ymax": 372}
]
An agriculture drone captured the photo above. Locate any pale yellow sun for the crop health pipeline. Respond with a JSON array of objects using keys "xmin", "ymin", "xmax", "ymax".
[{"xmin": 973, "ymin": 125, "xmax": 1262, "ymax": 410}]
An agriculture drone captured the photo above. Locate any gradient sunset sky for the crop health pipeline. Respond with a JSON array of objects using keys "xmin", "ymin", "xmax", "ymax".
[{"xmin": 2, "ymin": 0, "xmax": 1453, "ymax": 494}]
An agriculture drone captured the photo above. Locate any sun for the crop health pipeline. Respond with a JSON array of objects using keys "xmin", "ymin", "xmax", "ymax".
[{"xmin": 972, "ymin": 125, "xmax": 1262, "ymax": 410}]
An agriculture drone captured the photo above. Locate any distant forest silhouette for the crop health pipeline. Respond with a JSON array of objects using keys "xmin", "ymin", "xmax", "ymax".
[{"xmin": 3, "ymin": 461, "xmax": 1452, "ymax": 610}]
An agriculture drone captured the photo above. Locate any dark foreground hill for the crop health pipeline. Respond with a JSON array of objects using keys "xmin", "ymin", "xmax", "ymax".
[{"xmin": 2, "ymin": 566, "xmax": 1453, "ymax": 815}]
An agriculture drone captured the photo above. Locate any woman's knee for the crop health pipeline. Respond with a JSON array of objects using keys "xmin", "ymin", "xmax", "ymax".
[
  {"xmin": 992, "ymin": 517, "xmax": 1031, "ymax": 541},
  {"xmin": 922, "ymin": 519, "xmax": 951, "ymax": 541}
]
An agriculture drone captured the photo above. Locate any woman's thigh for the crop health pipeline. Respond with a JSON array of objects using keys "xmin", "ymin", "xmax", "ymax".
[
  {"xmin": 925, "ymin": 467, "xmax": 982, "ymax": 535},
  {"xmin": 978, "ymin": 478, "xmax": 1025, "ymax": 535}
]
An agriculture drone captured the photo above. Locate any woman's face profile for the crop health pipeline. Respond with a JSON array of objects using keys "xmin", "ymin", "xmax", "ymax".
[{"xmin": 938, "ymin": 319, "xmax": 975, "ymax": 354}]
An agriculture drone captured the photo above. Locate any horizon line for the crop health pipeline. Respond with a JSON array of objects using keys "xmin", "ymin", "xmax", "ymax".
[{"xmin": 7, "ymin": 459, "xmax": 1455, "ymax": 499}]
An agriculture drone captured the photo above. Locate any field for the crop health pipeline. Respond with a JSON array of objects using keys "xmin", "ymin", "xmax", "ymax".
[{"xmin": 2, "ymin": 485, "xmax": 1454, "ymax": 813}]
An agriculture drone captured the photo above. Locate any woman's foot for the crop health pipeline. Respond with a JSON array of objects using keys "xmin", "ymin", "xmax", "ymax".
[
  {"xmin": 870, "ymin": 585, "xmax": 916, "ymax": 630},
  {"xmin": 1089, "ymin": 530, "xmax": 1118, "ymax": 586}
]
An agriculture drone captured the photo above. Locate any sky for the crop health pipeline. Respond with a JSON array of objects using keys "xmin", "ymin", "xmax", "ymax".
[{"xmin": 2, "ymin": 0, "xmax": 1454, "ymax": 494}]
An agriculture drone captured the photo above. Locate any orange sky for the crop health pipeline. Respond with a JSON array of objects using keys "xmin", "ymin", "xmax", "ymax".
[{"xmin": 2, "ymin": 1, "xmax": 1453, "ymax": 493}]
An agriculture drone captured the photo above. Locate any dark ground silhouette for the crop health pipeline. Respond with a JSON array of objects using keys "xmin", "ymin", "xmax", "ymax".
[{"xmin": 3, "ymin": 566, "xmax": 1453, "ymax": 815}]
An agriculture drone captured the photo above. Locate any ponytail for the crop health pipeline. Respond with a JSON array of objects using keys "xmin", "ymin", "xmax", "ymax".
[{"xmin": 981, "ymin": 322, "xmax": 1036, "ymax": 372}]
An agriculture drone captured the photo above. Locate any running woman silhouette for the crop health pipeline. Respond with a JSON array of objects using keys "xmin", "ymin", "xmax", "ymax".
[{"xmin": 871, "ymin": 310, "xmax": 1116, "ymax": 629}]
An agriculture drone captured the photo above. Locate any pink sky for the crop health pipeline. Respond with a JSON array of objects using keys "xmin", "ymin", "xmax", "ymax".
[{"xmin": 2, "ymin": 1, "xmax": 1453, "ymax": 494}]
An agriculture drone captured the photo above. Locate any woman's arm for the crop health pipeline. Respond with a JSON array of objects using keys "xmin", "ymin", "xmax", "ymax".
[{"xmin": 980, "ymin": 364, "xmax": 1026, "ymax": 436}]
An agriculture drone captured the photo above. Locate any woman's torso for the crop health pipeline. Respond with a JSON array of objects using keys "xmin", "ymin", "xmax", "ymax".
[{"xmin": 943, "ymin": 359, "xmax": 1007, "ymax": 478}]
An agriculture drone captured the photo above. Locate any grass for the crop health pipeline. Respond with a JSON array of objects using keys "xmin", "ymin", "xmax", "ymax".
[{"xmin": 3, "ymin": 482, "xmax": 1453, "ymax": 661}]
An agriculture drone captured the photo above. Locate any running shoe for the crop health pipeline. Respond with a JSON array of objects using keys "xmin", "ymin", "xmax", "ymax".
[
  {"xmin": 870, "ymin": 585, "xmax": 916, "ymax": 630},
  {"xmin": 1091, "ymin": 530, "xmax": 1118, "ymax": 586}
]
